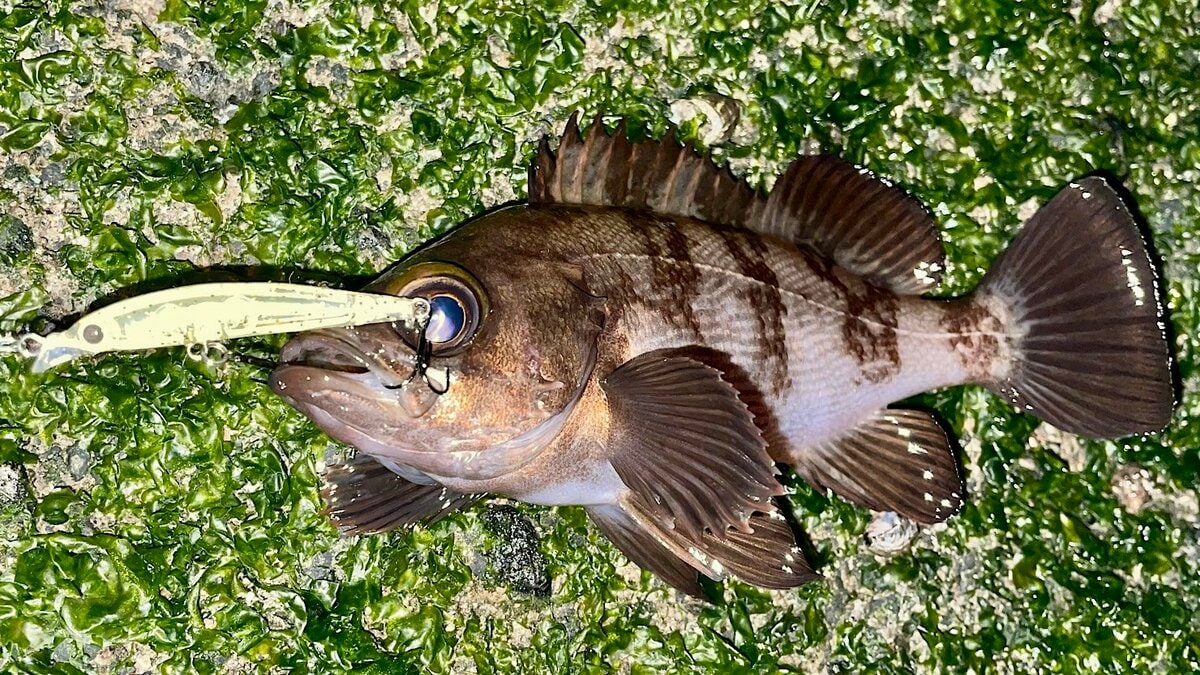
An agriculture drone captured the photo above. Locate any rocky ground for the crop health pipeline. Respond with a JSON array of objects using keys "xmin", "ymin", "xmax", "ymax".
[{"xmin": 1, "ymin": 0, "xmax": 1198, "ymax": 672}]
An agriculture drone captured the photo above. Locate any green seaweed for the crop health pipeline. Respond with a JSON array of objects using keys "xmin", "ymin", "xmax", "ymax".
[{"xmin": 1, "ymin": 0, "xmax": 1198, "ymax": 672}]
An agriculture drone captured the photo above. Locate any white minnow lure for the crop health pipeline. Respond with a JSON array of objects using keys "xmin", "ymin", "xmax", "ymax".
[{"xmin": 8, "ymin": 282, "xmax": 430, "ymax": 373}]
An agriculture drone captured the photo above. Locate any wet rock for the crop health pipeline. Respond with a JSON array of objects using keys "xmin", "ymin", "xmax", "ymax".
[
  {"xmin": 2, "ymin": 162, "xmax": 29, "ymax": 184},
  {"xmin": 1033, "ymin": 425, "xmax": 1088, "ymax": 472},
  {"xmin": 183, "ymin": 60, "xmax": 234, "ymax": 108},
  {"xmin": 0, "ymin": 462, "xmax": 30, "ymax": 506},
  {"xmin": 51, "ymin": 640, "xmax": 72, "ymax": 664},
  {"xmin": 349, "ymin": 218, "xmax": 396, "ymax": 262},
  {"xmin": 669, "ymin": 92, "xmax": 742, "ymax": 145},
  {"xmin": 67, "ymin": 445, "xmax": 92, "ymax": 482},
  {"xmin": 1155, "ymin": 198, "xmax": 1185, "ymax": 232},
  {"xmin": 39, "ymin": 161, "xmax": 65, "ymax": 187},
  {"xmin": 250, "ymin": 70, "xmax": 279, "ymax": 100},
  {"xmin": 1112, "ymin": 464, "xmax": 1154, "ymax": 515},
  {"xmin": 480, "ymin": 505, "xmax": 550, "ymax": 597},
  {"xmin": 0, "ymin": 215, "xmax": 34, "ymax": 263},
  {"xmin": 303, "ymin": 550, "xmax": 335, "ymax": 581},
  {"xmin": 304, "ymin": 57, "xmax": 350, "ymax": 90}
]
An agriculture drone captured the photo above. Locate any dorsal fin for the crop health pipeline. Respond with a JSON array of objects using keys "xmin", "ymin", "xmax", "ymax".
[
  {"xmin": 529, "ymin": 113, "xmax": 761, "ymax": 226},
  {"xmin": 528, "ymin": 114, "xmax": 945, "ymax": 294},
  {"xmin": 758, "ymin": 156, "xmax": 945, "ymax": 294}
]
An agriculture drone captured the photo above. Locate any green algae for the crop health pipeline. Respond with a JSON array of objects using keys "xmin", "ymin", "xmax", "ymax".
[{"xmin": 1, "ymin": 0, "xmax": 1198, "ymax": 672}]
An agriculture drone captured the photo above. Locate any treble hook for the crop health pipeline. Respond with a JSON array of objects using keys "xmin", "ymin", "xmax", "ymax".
[{"xmin": 404, "ymin": 314, "xmax": 451, "ymax": 395}]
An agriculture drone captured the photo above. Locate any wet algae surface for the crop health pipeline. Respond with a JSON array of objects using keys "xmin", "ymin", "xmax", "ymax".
[{"xmin": 1, "ymin": 0, "xmax": 1199, "ymax": 672}]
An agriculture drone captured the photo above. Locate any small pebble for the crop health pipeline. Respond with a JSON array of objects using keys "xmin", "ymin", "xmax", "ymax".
[{"xmin": 864, "ymin": 511, "xmax": 918, "ymax": 555}]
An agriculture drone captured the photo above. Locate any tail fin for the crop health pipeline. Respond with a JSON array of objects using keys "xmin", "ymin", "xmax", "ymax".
[{"xmin": 979, "ymin": 177, "xmax": 1173, "ymax": 438}]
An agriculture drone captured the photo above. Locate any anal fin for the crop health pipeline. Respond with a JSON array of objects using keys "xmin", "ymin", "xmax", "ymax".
[
  {"xmin": 790, "ymin": 409, "xmax": 964, "ymax": 524},
  {"xmin": 322, "ymin": 454, "xmax": 482, "ymax": 535}
]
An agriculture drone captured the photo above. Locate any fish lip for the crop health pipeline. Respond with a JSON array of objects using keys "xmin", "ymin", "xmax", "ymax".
[
  {"xmin": 268, "ymin": 360, "xmax": 443, "ymax": 457},
  {"xmin": 276, "ymin": 329, "xmax": 413, "ymax": 387},
  {"xmin": 270, "ymin": 328, "xmax": 434, "ymax": 423},
  {"xmin": 278, "ymin": 330, "xmax": 371, "ymax": 373},
  {"xmin": 270, "ymin": 362, "xmax": 347, "ymax": 403}
]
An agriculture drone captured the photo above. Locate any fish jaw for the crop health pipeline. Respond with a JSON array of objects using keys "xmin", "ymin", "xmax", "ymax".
[
  {"xmin": 269, "ymin": 325, "xmax": 463, "ymax": 472},
  {"xmin": 270, "ymin": 320, "xmax": 602, "ymax": 485},
  {"xmin": 272, "ymin": 357, "xmax": 597, "ymax": 487},
  {"xmin": 270, "ymin": 327, "xmax": 442, "ymax": 420}
]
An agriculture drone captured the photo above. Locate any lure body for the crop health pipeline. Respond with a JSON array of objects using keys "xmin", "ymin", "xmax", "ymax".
[{"xmin": 17, "ymin": 283, "xmax": 429, "ymax": 373}]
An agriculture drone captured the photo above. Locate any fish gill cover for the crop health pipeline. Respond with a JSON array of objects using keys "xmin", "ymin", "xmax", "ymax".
[{"xmin": 0, "ymin": 0, "xmax": 1198, "ymax": 672}]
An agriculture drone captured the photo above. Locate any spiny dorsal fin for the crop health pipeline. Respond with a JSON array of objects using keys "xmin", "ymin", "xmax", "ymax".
[
  {"xmin": 528, "ymin": 114, "xmax": 945, "ymax": 294},
  {"xmin": 789, "ymin": 408, "xmax": 964, "ymax": 524},
  {"xmin": 321, "ymin": 454, "xmax": 481, "ymax": 535},
  {"xmin": 529, "ymin": 113, "xmax": 761, "ymax": 226}
]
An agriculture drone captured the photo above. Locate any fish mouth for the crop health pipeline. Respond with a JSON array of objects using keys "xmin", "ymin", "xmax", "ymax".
[
  {"xmin": 278, "ymin": 331, "xmax": 368, "ymax": 372},
  {"xmin": 270, "ymin": 327, "xmax": 436, "ymax": 421}
]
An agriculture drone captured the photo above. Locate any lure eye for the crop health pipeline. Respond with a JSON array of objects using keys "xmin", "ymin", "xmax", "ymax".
[{"xmin": 388, "ymin": 262, "xmax": 487, "ymax": 355}]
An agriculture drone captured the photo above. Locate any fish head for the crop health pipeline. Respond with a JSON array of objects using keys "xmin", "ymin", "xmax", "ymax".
[{"xmin": 270, "ymin": 248, "xmax": 603, "ymax": 480}]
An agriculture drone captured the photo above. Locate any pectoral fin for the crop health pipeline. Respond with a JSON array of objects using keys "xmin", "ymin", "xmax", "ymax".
[
  {"xmin": 321, "ymin": 454, "xmax": 481, "ymax": 535},
  {"xmin": 790, "ymin": 409, "xmax": 964, "ymax": 524},
  {"xmin": 619, "ymin": 495, "xmax": 818, "ymax": 589},
  {"xmin": 594, "ymin": 350, "xmax": 817, "ymax": 592},
  {"xmin": 602, "ymin": 350, "xmax": 783, "ymax": 540},
  {"xmin": 588, "ymin": 500, "xmax": 817, "ymax": 596}
]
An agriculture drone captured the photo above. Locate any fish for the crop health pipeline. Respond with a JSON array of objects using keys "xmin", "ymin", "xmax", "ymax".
[{"xmin": 269, "ymin": 115, "xmax": 1174, "ymax": 596}]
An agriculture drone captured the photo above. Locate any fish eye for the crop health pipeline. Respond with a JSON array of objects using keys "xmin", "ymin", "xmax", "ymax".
[
  {"xmin": 426, "ymin": 294, "xmax": 466, "ymax": 344},
  {"xmin": 388, "ymin": 262, "xmax": 487, "ymax": 355}
]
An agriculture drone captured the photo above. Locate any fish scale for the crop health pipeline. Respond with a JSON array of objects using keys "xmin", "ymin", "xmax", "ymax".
[{"xmin": 539, "ymin": 208, "xmax": 972, "ymax": 451}]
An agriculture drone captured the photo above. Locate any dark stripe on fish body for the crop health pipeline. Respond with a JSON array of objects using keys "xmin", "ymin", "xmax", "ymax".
[
  {"xmin": 714, "ymin": 228, "xmax": 791, "ymax": 393},
  {"xmin": 792, "ymin": 243, "xmax": 902, "ymax": 384},
  {"xmin": 941, "ymin": 299, "xmax": 1003, "ymax": 381},
  {"xmin": 842, "ymin": 280, "xmax": 902, "ymax": 384},
  {"xmin": 627, "ymin": 213, "xmax": 705, "ymax": 340}
]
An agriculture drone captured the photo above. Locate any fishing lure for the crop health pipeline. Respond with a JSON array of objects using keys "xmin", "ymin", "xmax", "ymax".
[{"xmin": 0, "ymin": 283, "xmax": 430, "ymax": 373}]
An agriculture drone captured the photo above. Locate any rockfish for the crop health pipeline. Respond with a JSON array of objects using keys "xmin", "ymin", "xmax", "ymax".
[{"xmin": 270, "ymin": 116, "xmax": 1173, "ymax": 595}]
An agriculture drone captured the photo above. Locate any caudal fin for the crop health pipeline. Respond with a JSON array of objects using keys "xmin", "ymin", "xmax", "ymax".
[{"xmin": 979, "ymin": 177, "xmax": 1173, "ymax": 438}]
